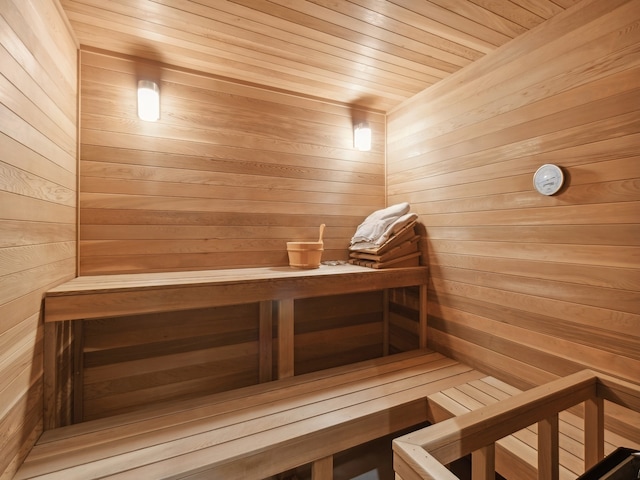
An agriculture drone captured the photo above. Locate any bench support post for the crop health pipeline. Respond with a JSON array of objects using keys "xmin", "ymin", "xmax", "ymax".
[
  {"xmin": 73, "ymin": 320, "xmax": 84, "ymax": 422},
  {"xmin": 44, "ymin": 320, "xmax": 78, "ymax": 429},
  {"xmin": 259, "ymin": 300, "xmax": 273, "ymax": 382},
  {"xmin": 277, "ymin": 298, "xmax": 295, "ymax": 378},
  {"xmin": 382, "ymin": 289, "xmax": 390, "ymax": 355},
  {"xmin": 311, "ymin": 455, "xmax": 333, "ymax": 480},
  {"xmin": 43, "ymin": 322, "xmax": 57, "ymax": 430},
  {"xmin": 419, "ymin": 284, "xmax": 428, "ymax": 348}
]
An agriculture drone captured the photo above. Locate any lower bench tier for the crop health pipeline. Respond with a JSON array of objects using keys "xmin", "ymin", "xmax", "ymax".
[
  {"xmin": 17, "ymin": 349, "xmax": 483, "ymax": 479},
  {"xmin": 16, "ymin": 349, "xmax": 639, "ymax": 480}
]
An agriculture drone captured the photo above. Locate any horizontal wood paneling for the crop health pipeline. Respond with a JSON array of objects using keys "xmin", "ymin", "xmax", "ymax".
[
  {"xmin": 80, "ymin": 305, "xmax": 260, "ymax": 420},
  {"xmin": 78, "ymin": 292, "xmax": 387, "ymax": 420},
  {"xmin": 387, "ymin": 0, "xmax": 640, "ymax": 442},
  {"xmin": 76, "ymin": 65, "xmax": 391, "ymax": 424},
  {"xmin": 60, "ymin": 0, "xmax": 579, "ymax": 111},
  {"xmin": 0, "ymin": 0, "xmax": 77, "ymax": 477},
  {"xmin": 294, "ymin": 291, "xmax": 384, "ymax": 374},
  {"xmin": 79, "ymin": 49, "xmax": 385, "ymax": 275}
]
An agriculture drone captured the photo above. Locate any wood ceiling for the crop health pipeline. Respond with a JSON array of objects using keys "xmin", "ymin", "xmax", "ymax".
[{"xmin": 60, "ymin": 0, "xmax": 581, "ymax": 112}]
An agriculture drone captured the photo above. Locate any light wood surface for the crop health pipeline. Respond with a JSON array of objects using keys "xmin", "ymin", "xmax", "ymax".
[
  {"xmin": 59, "ymin": 0, "xmax": 579, "ymax": 111},
  {"xmin": 45, "ymin": 265, "xmax": 428, "ymax": 321},
  {"xmin": 43, "ymin": 265, "xmax": 428, "ymax": 423},
  {"xmin": 79, "ymin": 290, "xmax": 388, "ymax": 421},
  {"xmin": 387, "ymin": 0, "xmax": 640, "ymax": 442},
  {"xmin": 0, "ymin": 0, "xmax": 78, "ymax": 478},
  {"xmin": 435, "ymin": 375, "xmax": 640, "ymax": 478},
  {"xmin": 77, "ymin": 47, "xmax": 385, "ymax": 276},
  {"xmin": 394, "ymin": 371, "xmax": 640, "ymax": 480},
  {"xmin": 3, "ymin": 2, "xmax": 638, "ymax": 479},
  {"xmin": 16, "ymin": 349, "xmax": 485, "ymax": 480}
]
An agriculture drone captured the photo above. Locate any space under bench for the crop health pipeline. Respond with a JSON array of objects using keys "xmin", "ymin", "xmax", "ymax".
[{"xmin": 43, "ymin": 264, "xmax": 429, "ymax": 428}]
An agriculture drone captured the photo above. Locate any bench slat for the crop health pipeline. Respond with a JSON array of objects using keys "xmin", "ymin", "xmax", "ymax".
[
  {"xmin": 37, "ymin": 349, "xmax": 441, "ymax": 444},
  {"xmin": 44, "ymin": 265, "xmax": 428, "ymax": 321},
  {"xmin": 17, "ymin": 350, "xmax": 485, "ymax": 480},
  {"xmin": 30, "ymin": 355, "xmax": 459, "ymax": 464}
]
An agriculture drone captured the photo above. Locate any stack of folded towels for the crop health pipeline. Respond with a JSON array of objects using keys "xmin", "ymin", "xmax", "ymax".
[{"xmin": 348, "ymin": 202, "xmax": 421, "ymax": 269}]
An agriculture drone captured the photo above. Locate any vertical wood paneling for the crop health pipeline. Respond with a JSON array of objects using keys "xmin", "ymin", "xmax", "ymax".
[
  {"xmin": 0, "ymin": 0, "xmax": 77, "ymax": 477},
  {"xmin": 387, "ymin": 0, "xmax": 639, "ymax": 444},
  {"xmin": 78, "ymin": 49, "xmax": 385, "ymax": 275}
]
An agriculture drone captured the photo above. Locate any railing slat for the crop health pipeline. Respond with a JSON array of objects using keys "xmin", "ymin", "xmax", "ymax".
[
  {"xmin": 472, "ymin": 444, "xmax": 495, "ymax": 480},
  {"xmin": 584, "ymin": 395, "xmax": 604, "ymax": 470},
  {"xmin": 538, "ymin": 413, "xmax": 559, "ymax": 480},
  {"xmin": 393, "ymin": 370, "xmax": 640, "ymax": 480}
]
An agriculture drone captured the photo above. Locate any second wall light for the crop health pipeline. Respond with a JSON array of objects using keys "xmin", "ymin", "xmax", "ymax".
[
  {"xmin": 137, "ymin": 80, "xmax": 160, "ymax": 122},
  {"xmin": 354, "ymin": 122, "xmax": 371, "ymax": 151}
]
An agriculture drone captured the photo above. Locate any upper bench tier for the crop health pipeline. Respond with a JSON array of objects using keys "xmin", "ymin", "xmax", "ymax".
[{"xmin": 44, "ymin": 265, "xmax": 429, "ymax": 322}]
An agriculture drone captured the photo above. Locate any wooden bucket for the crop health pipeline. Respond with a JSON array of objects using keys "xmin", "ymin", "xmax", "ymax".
[{"xmin": 286, "ymin": 241, "xmax": 324, "ymax": 269}]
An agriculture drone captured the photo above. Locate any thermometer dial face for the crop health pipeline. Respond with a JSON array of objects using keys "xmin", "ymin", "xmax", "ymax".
[{"xmin": 533, "ymin": 164, "xmax": 564, "ymax": 196}]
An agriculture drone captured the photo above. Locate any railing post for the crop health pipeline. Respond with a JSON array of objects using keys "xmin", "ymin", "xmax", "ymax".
[
  {"xmin": 538, "ymin": 414, "xmax": 559, "ymax": 480},
  {"xmin": 472, "ymin": 444, "xmax": 495, "ymax": 480},
  {"xmin": 584, "ymin": 395, "xmax": 604, "ymax": 470}
]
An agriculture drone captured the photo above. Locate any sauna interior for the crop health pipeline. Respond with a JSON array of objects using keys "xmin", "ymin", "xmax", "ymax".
[{"xmin": 1, "ymin": 0, "xmax": 639, "ymax": 479}]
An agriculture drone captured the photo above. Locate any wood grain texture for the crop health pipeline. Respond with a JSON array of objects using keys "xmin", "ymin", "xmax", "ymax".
[
  {"xmin": 0, "ymin": 0, "xmax": 77, "ymax": 477},
  {"xmin": 59, "ymin": 0, "xmax": 579, "ymax": 111},
  {"xmin": 396, "ymin": 372, "xmax": 640, "ymax": 480},
  {"xmin": 45, "ymin": 266, "xmax": 426, "ymax": 420},
  {"xmin": 15, "ymin": 350, "xmax": 486, "ymax": 480},
  {"xmin": 44, "ymin": 265, "xmax": 427, "ymax": 321},
  {"xmin": 387, "ymin": 0, "xmax": 640, "ymax": 443},
  {"xmin": 55, "ymin": 52, "xmax": 416, "ymax": 415},
  {"xmin": 78, "ymin": 49, "xmax": 385, "ymax": 274}
]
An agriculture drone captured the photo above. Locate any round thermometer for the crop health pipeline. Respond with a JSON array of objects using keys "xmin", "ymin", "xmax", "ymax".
[{"xmin": 533, "ymin": 164, "xmax": 564, "ymax": 196}]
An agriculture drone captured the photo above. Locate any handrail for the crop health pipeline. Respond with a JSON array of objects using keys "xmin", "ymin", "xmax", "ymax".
[{"xmin": 393, "ymin": 370, "xmax": 640, "ymax": 480}]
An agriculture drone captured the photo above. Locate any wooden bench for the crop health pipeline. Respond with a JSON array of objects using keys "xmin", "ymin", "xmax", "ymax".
[
  {"xmin": 419, "ymin": 375, "xmax": 640, "ymax": 479},
  {"xmin": 42, "ymin": 265, "xmax": 429, "ymax": 427},
  {"xmin": 16, "ymin": 349, "xmax": 486, "ymax": 480}
]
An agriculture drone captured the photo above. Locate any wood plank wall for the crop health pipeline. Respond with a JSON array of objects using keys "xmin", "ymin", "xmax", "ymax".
[
  {"xmin": 75, "ymin": 49, "xmax": 389, "ymax": 420},
  {"xmin": 79, "ymin": 291, "xmax": 384, "ymax": 420},
  {"xmin": 80, "ymin": 304, "xmax": 262, "ymax": 420},
  {"xmin": 0, "ymin": 0, "xmax": 77, "ymax": 478},
  {"xmin": 79, "ymin": 49, "xmax": 385, "ymax": 274},
  {"xmin": 387, "ymin": 0, "xmax": 640, "ymax": 440}
]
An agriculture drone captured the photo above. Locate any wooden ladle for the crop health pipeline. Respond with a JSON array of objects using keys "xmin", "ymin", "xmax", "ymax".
[{"xmin": 318, "ymin": 224, "xmax": 325, "ymax": 244}]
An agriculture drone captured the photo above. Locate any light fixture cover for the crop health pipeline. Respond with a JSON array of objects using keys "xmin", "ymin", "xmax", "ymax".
[
  {"xmin": 354, "ymin": 122, "xmax": 372, "ymax": 151},
  {"xmin": 137, "ymin": 80, "xmax": 160, "ymax": 121}
]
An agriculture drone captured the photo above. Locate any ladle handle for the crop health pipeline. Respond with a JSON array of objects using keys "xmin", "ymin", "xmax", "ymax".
[{"xmin": 318, "ymin": 224, "xmax": 326, "ymax": 243}]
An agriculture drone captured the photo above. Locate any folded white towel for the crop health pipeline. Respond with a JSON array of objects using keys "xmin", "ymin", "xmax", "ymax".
[
  {"xmin": 349, "ymin": 212, "xmax": 417, "ymax": 251},
  {"xmin": 350, "ymin": 202, "xmax": 410, "ymax": 245},
  {"xmin": 375, "ymin": 212, "xmax": 418, "ymax": 246}
]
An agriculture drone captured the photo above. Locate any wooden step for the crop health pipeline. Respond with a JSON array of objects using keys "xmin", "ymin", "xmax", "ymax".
[{"xmin": 16, "ymin": 349, "xmax": 485, "ymax": 480}]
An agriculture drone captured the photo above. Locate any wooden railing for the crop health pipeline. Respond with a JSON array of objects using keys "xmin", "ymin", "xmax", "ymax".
[{"xmin": 393, "ymin": 370, "xmax": 640, "ymax": 480}]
